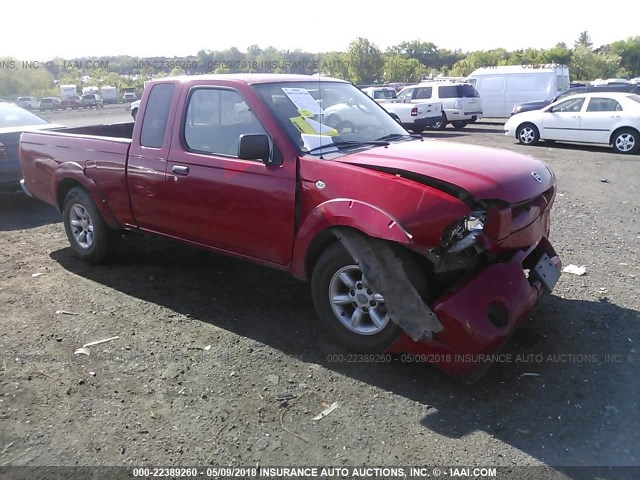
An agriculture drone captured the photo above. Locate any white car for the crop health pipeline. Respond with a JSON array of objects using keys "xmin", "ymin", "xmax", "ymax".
[
  {"xmin": 505, "ymin": 92, "xmax": 640, "ymax": 154},
  {"xmin": 322, "ymin": 102, "xmax": 383, "ymax": 131},
  {"xmin": 16, "ymin": 96, "xmax": 39, "ymax": 110}
]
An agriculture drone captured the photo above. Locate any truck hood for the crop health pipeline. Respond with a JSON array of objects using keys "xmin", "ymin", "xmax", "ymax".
[{"xmin": 336, "ymin": 139, "xmax": 553, "ymax": 204}]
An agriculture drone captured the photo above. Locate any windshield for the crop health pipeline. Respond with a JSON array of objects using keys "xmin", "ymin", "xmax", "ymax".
[
  {"xmin": 0, "ymin": 104, "xmax": 49, "ymax": 128},
  {"xmin": 253, "ymin": 81, "xmax": 409, "ymax": 155}
]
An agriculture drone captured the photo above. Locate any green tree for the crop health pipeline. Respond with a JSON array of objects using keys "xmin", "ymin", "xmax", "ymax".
[
  {"xmin": 346, "ymin": 37, "xmax": 383, "ymax": 84},
  {"xmin": 320, "ymin": 52, "xmax": 349, "ymax": 79},
  {"xmin": 571, "ymin": 45, "xmax": 621, "ymax": 80},
  {"xmin": 574, "ymin": 31, "xmax": 593, "ymax": 49},
  {"xmin": 610, "ymin": 36, "xmax": 640, "ymax": 77}
]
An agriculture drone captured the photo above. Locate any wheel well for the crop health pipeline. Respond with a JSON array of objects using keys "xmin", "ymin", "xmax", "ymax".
[
  {"xmin": 610, "ymin": 126, "xmax": 638, "ymax": 145},
  {"xmin": 304, "ymin": 226, "xmax": 430, "ymax": 283},
  {"xmin": 304, "ymin": 229, "xmax": 339, "ymax": 281},
  {"xmin": 56, "ymin": 178, "xmax": 83, "ymax": 210}
]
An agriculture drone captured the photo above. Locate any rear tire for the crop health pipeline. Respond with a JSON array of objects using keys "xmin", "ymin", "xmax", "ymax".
[
  {"xmin": 311, "ymin": 241, "xmax": 428, "ymax": 353},
  {"xmin": 516, "ymin": 123, "xmax": 540, "ymax": 145},
  {"xmin": 63, "ymin": 187, "xmax": 120, "ymax": 263},
  {"xmin": 451, "ymin": 121, "xmax": 468, "ymax": 129},
  {"xmin": 611, "ymin": 128, "xmax": 639, "ymax": 154},
  {"xmin": 433, "ymin": 114, "xmax": 447, "ymax": 130}
]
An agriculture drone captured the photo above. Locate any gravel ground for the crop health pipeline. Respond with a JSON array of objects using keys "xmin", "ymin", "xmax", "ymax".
[{"xmin": 0, "ymin": 110, "xmax": 638, "ymax": 479}]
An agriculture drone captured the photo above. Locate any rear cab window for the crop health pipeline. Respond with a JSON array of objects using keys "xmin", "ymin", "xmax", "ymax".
[{"xmin": 140, "ymin": 83, "xmax": 175, "ymax": 148}]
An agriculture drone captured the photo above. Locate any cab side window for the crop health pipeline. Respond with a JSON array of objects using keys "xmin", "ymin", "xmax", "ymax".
[{"xmin": 184, "ymin": 89, "xmax": 267, "ymax": 158}]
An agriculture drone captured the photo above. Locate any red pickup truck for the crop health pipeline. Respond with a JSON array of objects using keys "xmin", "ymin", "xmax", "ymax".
[{"xmin": 19, "ymin": 74, "xmax": 562, "ymax": 378}]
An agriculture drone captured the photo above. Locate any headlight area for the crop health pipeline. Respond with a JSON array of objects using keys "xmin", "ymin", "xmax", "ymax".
[
  {"xmin": 442, "ymin": 211, "xmax": 486, "ymax": 254},
  {"xmin": 424, "ymin": 210, "xmax": 488, "ymax": 275}
]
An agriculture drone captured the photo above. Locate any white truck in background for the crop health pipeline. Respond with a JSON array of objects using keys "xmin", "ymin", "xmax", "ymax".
[
  {"xmin": 59, "ymin": 84, "xmax": 78, "ymax": 100},
  {"xmin": 362, "ymin": 86, "xmax": 443, "ymax": 133},
  {"xmin": 100, "ymin": 86, "xmax": 118, "ymax": 104}
]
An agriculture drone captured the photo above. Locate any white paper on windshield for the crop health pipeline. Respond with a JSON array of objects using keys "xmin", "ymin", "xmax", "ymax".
[
  {"xmin": 301, "ymin": 134, "xmax": 338, "ymax": 153},
  {"xmin": 282, "ymin": 88, "xmax": 324, "ymax": 116}
]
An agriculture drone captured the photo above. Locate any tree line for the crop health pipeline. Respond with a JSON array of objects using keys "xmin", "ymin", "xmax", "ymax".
[{"xmin": 1, "ymin": 32, "xmax": 639, "ymax": 98}]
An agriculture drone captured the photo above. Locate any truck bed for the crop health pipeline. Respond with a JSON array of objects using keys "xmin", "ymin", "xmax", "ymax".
[
  {"xmin": 55, "ymin": 122, "xmax": 135, "ymax": 139},
  {"xmin": 20, "ymin": 124, "xmax": 135, "ymax": 226}
]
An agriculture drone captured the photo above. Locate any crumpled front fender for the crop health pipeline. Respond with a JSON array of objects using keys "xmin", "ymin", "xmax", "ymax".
[{"xmin": 291, "ymin": 198, "xmax": 413, "ymax": 279}]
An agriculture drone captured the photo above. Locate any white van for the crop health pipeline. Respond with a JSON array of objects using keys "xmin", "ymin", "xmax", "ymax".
[{"xmin": 467, "ymin": 65, "xmax": 570, "ymax": 118}]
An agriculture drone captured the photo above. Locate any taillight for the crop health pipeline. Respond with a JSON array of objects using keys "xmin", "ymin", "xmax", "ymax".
[{"xmin": 411, "ymin": 107, "xmax": 418, "ymax": 117}]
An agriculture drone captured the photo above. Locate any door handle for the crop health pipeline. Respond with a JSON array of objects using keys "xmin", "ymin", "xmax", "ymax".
[
  {"xmin": 611, "ymin": 116, "xmax": 621, "ymax": 119},
  {"xmin": 172, "ymin": 165, "xmax": 189, "ymax": 175}
]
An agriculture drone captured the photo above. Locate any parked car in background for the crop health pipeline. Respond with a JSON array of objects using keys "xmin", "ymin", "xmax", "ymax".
[
  {"xmin": 0, "ymin": 103, "xmax": 61, "ymax": 191},
  {"xmin": 361, "ymin": 86, "xmax": 398, "ymax": 100},
  {"xmin": 123, "ymin": 93, "xmax": 137, "ymax": 103},
  {"xmin": 81, "ymin": 94, "xmax": 104, "ymax": 108},
  {"xmin": 130, "ymin": 100, "xmax": 141, "ymax": 119},
  {"xmin": 39, "ymin": 97, "xmax": 64, "ymax": 111},
  {"xmin": 510, "ymin": 83, "xmax": 640, "ymax": 116},
  {"xmin": 16, "ymin": 96, "xmax": 39, "ymax": 110},
  {"xmin": 61, "ymin": 95, "xmax": 83, "ymax": 110},
  {"xmin": 396, "ymin": 81, "xmax": 482, "ymax": 129},
  {"xmin": 361, "ymin": 86, "xmax": 444, "ymax": 133},
  {"xmin": 505, "ymin": 92, "xmax": 640, "ymax": 154}
]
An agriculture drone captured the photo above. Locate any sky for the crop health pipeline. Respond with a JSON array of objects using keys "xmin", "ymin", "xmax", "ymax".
[{"xmin": 1, "ymin": 0, "xmax": 638, "ymax": 60}]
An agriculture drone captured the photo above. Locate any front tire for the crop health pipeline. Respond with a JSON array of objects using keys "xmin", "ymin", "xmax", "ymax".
[
  {"xmin": 63, "ymin": 187, "xmax": 120, "ymax": 263},
  {"xmin": 311, "ymin": 241, "xmax": 427, "ymax": 352},
  {"xmin": 516, "ymin": 123, "xmax": 540, "ymax": 145},
  {"xmin": 611, "ymin": 128, "xmax": 639, "ymax": 154}
]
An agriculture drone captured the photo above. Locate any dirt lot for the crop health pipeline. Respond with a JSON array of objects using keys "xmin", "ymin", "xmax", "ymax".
[{"xmin": 0, "ymin": 110, "xmax": 639, "ymax": 479}]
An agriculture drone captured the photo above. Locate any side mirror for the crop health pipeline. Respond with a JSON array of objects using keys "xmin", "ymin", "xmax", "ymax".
[{"xmin": 237, "ymin": 134, "xmax": 282, "ymax": 166}]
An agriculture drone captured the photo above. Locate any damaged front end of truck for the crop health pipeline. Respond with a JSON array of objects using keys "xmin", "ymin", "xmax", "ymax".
[{"xmin": 324, "ymin": 172, "xmax": 561, "ymax": 381}]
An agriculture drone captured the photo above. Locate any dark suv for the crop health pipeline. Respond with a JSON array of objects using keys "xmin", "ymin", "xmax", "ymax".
[
  {"xmin": 511, "ymin": 83, "xmax": 640, "ymax": 115},
  {"xmin": 81, "ymin": 94, "xmax": 104, "ymax": 108}
]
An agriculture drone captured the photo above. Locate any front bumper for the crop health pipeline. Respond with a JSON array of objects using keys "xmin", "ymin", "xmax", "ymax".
[{"xmin": 386, "ymin": 237, "xmax": 561, "ymax": 378}]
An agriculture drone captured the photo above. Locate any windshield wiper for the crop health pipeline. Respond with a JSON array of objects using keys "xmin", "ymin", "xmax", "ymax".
[
  {"xmin": 376, "ymin": 133, "xmax": 422, "ymax": 141},
  {"xmin": 306, "ymin": 140, "xmax": 390, "ymax": 155}
]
